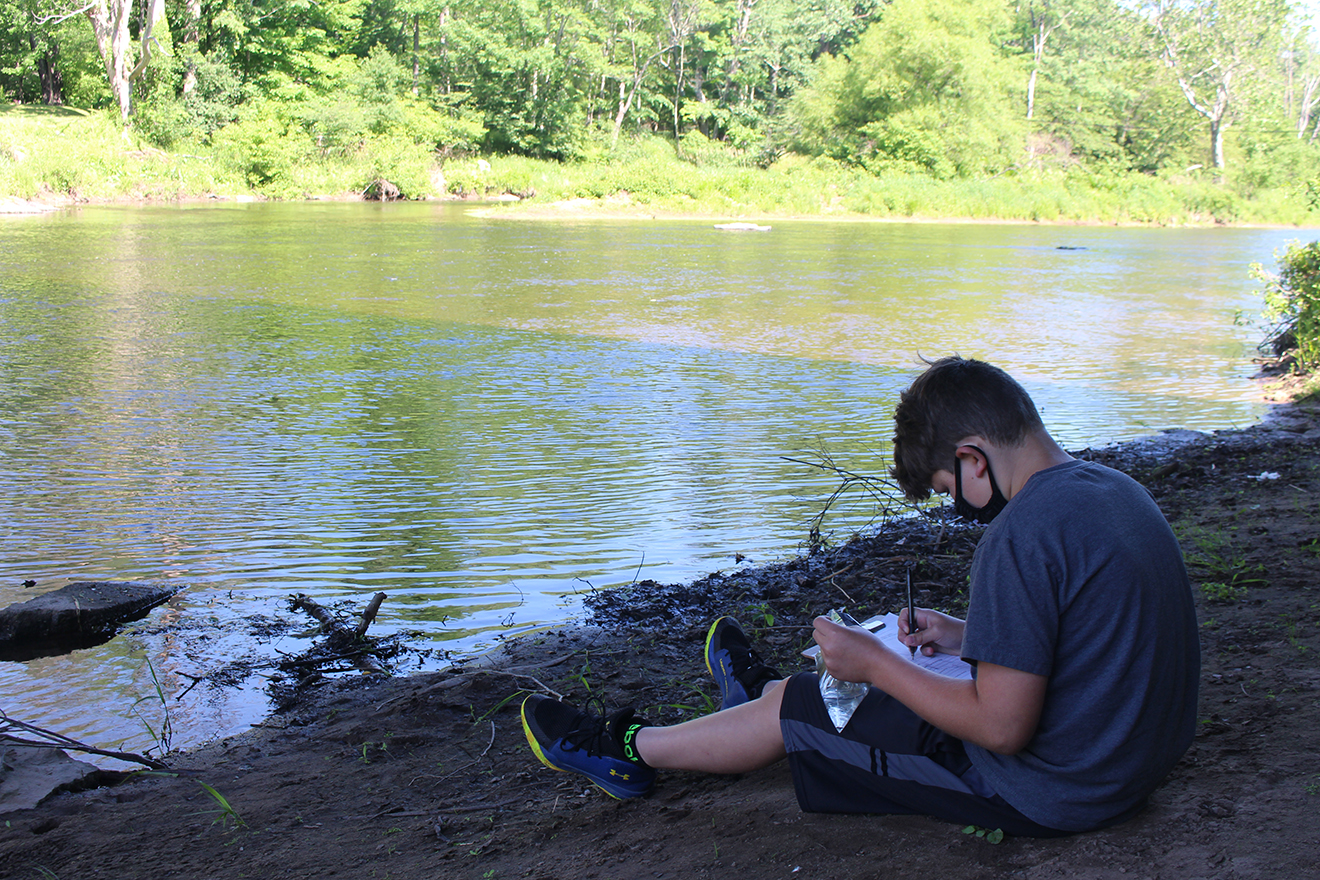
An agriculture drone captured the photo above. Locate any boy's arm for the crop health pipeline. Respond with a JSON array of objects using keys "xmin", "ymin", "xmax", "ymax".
[{"xmin": 813, "ymin": 617, "xmax": 1047, "ymax": 755}]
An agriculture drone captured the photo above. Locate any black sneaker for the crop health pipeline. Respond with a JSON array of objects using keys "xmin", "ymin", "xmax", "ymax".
[
  {"xmin": 521, "ymin": 694, "xmax": 655, "ymax": 799},
  {"xmin": 704, "ymin": 616, "xmax": 780, "ymax": 710}
]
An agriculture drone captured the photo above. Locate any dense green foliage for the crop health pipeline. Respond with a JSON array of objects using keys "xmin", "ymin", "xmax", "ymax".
[
  {"xmin": 1, "ymin": 0, "xmax": 1320, "ymax": 210},
  {"xmin": 1256, "ymin": 240, "xmax": 1320, "ymax": 370}
]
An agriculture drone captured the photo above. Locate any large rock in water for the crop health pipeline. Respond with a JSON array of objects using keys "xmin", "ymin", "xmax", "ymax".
[{"xmin": 0, "ymin": 582, "xmax": 178, "ymax": 661}]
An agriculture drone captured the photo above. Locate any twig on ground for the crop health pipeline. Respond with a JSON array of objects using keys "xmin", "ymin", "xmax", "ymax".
[{"xmin": 479, "ymin": 720, "xmax": 497, "ymax": 758}]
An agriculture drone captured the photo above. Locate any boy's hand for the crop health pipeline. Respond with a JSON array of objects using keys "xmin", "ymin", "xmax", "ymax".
[
  {"xmin": 811, "ymin": 616, "xmax": 888, "ymax": 685},
  {"xmin": 899, "ymin": 607, "xmax": 966, "ymax": 657}
]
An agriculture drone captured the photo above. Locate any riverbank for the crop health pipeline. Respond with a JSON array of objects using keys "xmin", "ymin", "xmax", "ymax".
[
  {"xmin": 2, "ymin": 382, "xmax": 1317, "ymax": 878},
  {"xmin": 5, "ymin": 186, "xmax": 1317, "ymax": 231},
  {"xmin": 3, "ymin": 107, "xmax": 1319, "ymax": 227}
]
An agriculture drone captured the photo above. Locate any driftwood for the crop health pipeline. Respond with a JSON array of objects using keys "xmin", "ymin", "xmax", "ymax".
[{"xmin": 289, "ymin": 592, "xmax": 390, "ymax": 675}]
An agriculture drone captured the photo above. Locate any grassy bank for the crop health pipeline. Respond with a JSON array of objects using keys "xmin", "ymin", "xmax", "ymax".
[{"xmin": 2, "ymin": 105, "xmax": 1316, "ymax": 226}]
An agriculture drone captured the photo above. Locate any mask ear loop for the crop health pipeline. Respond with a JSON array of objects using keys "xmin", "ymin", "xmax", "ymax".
[
  {"xmin": 952, "ymin": 445, "xmax": 1008, "ymax": 524},
  {"xmin": 952, "ymin": 445, "xmax": 982, "ymax": 507}
]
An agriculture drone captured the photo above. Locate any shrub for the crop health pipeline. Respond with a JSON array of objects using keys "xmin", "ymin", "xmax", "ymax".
[
  {"xmin": 210, "ymin": 101, "xmax": 315, "ymax": 195},
  {"xmin": 1254, "ymin": 240, "xmax": 1320, "ymax": 371}
]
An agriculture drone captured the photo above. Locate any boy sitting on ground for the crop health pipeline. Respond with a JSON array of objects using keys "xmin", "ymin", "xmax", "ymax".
[{"xmin": 521, "ymin": 356, "xmax": 1200, "ymax": 835}]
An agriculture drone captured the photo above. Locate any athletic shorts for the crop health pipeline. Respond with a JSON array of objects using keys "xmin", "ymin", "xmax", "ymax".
[{"xmin": 779, "ymin": 671, "xmax": 1070, "ymax": 837}]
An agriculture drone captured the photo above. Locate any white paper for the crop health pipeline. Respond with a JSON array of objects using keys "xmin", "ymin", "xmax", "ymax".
[
  {"xmin": 873, "ymin": 612, "xmax": 973, "ymax": 679},
  {"xmin": 803, "ymin": 612, "xmax": 972, "ymax": 680}
]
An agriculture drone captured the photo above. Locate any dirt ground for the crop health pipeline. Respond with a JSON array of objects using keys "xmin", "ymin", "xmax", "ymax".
[{"xmin": 2, "ymin": 389, "xmax": 1319, "ymax": 880}]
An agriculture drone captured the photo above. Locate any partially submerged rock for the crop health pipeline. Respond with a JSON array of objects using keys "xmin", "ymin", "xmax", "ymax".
[
  {"xmin": 0, "ymin": 582, "xmax": 178, "ymax": 661},
  {"xmin": 0, "ymin": 747, "xmax": 113, "ymax": 814}
]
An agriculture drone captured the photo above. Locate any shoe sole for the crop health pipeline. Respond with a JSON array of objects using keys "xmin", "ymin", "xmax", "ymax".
[{"xmin": 520, "ymin": 695, "xmax": 652, "ymax": 800}]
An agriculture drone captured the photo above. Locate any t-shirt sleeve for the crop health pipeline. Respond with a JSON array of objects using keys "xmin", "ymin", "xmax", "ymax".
[{"xmin": 960, "ymin": 524, "xmax": 1060, "ymax": 678}]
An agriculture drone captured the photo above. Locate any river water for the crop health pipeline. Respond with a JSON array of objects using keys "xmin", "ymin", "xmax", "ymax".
[{"xmin": 0, "ymin": 202, "xmax": 1307, "ymax": 757}]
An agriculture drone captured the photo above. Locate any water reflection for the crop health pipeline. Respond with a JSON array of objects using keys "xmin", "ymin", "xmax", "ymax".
[{"xmin": 0, "ymin": 204, "xmax": 1305, "ymax": 754}]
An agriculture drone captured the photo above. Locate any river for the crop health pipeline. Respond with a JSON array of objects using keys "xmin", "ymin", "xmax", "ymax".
[{"xmin": 0, "ymin": 202, "xmax": 1307, "ymax": 757}]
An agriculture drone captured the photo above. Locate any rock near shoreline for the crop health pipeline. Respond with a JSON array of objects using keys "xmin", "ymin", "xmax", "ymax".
[{"xmin": 0, "ymin": 582, "xmax": 178, "ymax": 661}]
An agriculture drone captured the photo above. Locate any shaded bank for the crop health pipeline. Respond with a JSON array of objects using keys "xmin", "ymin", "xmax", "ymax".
[{"xmin": 1, "ymin": 394, "xmax": 1318, "ymax": 880}]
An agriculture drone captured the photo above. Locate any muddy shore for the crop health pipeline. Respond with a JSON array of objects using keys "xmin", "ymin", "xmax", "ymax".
[{"xmin": 1, "ymin": 390, "xmax": 1318, "ymax": 880}]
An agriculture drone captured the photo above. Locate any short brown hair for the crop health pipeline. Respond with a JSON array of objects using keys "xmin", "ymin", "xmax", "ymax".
[{"xmin": 890, "ymin": 356, "xmax": 1043, "ymax": 501}]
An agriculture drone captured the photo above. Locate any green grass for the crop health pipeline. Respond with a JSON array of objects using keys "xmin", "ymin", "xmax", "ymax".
[
  {"xmin": 195, "ymin": 781, "xmax": 246, "ymax": 830},
  {"xmin": 447, "ymin": 149, "xmax": 1317, "ymax": 225},
  {"xmin": 2, "ymin": 105, "xmax": 1316, "ymax": 225},
  {"xmin": 0, "ymin": 105, "xmax": 240, "ymax": 200}
]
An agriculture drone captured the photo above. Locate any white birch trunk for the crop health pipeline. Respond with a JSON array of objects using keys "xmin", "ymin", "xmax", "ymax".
[{"xmin": 85, "ymin": 0, "xmax": 133, "ymax": 120}]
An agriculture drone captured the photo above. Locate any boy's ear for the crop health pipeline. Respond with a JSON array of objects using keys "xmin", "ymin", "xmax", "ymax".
[{"xmin": 953, "ymin": 444, "xmax": 988, "ymax": 478}]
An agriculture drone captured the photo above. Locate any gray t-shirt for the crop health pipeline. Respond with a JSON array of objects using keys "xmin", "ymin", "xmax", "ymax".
[{"xmin": 961, "ymin": 459, "xmax": 1199, "ymax": 832}]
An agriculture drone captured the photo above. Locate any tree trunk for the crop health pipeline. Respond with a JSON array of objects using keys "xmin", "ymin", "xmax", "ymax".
[
  {"xmin": 181, "ymin": 0, "xmax": 200, "ymax": 95},
  {"xmin": 29, "ymin": 37, "xmax": 64, "ymax": 105},
  {"xmin": 672, "ymin": 43, "xmax": 683, "ymax": 143},
  {"xmin": 1026, "ymin": 14, "xmax": 1060, "ymax": 122},
  {"xmin": 128, "ymin": 0, "xmax": 168, "ymax": 82},
  {"xmin": 85, "ymin": 0, "xmax": 134, "ymax": 120},
  {"xmin": 1210, "ymin": 117, "xmax": 1225, "ymax": 170},
  {"xmin": 613, "ymin": 80, "xmax": 632, "ymax": 145},
  {"xmin": 724, "ymin": 0, "xmax": 754, "ymax": 101},
  {"xmin": 1298, "ymin": 75, "xmax": 1319, "ymax": 139},
  {"xmin": 439, "ymin": 5, "xmax": 451, "ymax": 94},
  {"xmin": 411, "ymin": 14, "xmax": 420, "ymax": 96}
]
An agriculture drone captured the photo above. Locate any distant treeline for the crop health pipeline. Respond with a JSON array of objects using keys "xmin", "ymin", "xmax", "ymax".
[{"xmin": 2, "ymin": 0, "xmax": 1320, "ymax": 203}]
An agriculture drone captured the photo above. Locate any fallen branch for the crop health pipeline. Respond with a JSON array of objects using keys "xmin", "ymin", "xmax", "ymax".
[
  {"xmin": 354, "ymin": 592, "xmax": 387, "ymax": 638},
  {"xmin": 0, "ymin": 710, "xmax": 170, "ymax": 770},
  {"xmin": 289, "ymin": 592, "xmax": 390, "ymax": 675}
]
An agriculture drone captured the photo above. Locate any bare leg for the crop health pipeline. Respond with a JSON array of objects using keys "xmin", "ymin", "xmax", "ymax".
[{"xmin": 633, "ymin": 679, "xmax": 789, "ymax": 774}]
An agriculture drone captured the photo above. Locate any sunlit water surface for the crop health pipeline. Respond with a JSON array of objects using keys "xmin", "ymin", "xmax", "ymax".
[{"xmin": 0, "ymin": 203, "xmax": 1306, "ymax": 757}]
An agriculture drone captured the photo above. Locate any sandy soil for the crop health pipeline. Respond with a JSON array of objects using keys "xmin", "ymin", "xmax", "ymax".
[{"xmin": 1, "ymin": 392, "xmax": 1318, "ymax": 880}]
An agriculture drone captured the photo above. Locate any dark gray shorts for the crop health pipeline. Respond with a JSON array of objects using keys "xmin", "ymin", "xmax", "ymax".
[{"xmin": 779, "ymin": 671, "xmax": 1069, "ymax": 837}]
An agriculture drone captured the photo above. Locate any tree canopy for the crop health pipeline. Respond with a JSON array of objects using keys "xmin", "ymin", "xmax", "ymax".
[{"xmin": 2, "ymin": 0, "xmax": 1318, "ymax": 184}]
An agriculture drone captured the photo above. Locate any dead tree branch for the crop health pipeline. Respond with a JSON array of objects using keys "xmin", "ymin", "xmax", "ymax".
[{"xmin": 0, "ymin": 710, "xmax": 170, "ymax": 770}]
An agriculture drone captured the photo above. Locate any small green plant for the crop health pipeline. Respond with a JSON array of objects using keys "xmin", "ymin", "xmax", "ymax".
[
  {"xmin": 129, "ymin": 655, "xmax": 173, "ymax": 756},
  {"xmin": 573, "ymin": 658, "xmax": 593, "ymax": 692},
  {"xmin": 196, "ymin": 781, "xmax": 246, "ymax": 830},
  {"xmin": 1305, "ymin": 774, "xmax": 1320, "ymax": 795},
  {"xmin": 652, "ymin": 683, "xmax": 718, "ymax": 721},
  {"xmin": 359, "ymin": 734, "xmax": 393, "ymax": 764},
  {"xmin": 962, "ymin": 824, "xmax": 1004, "ymax": 844},
  {"xmin": 1282, "ymin": 616, "xmax": 1310, "ymax": 654},
  {"xmin": 962, "ymin": 825, "xmax": 1004, "ymax": 844},
  {"xmin": 1180, "ymin": 529, "xmax": 1267, "ymax": 603},
  {"xmin": 1201, "ymin": 581, "xmax": 1247, "ymax": 604},
  {"xmin": 472, "ymin": 690, "xmax": 524, "ymax": 724}
]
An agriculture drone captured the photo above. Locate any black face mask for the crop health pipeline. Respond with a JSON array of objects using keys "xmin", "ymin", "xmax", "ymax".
[{"xmin": 953, "ymin": 446, "xmax": 1009, "ymax": 524}]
